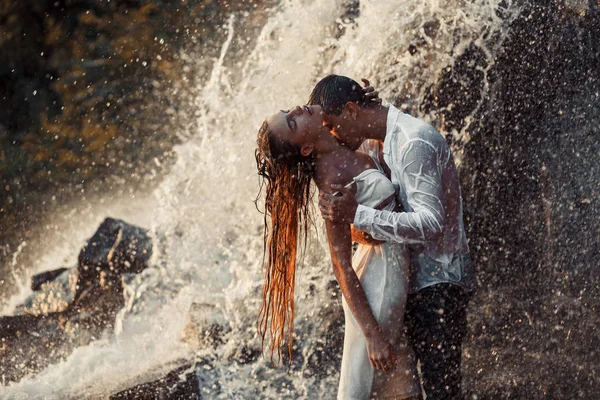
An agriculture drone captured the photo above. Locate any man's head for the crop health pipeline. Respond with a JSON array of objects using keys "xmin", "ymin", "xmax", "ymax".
[{"xmin": 307, "ymin": 74, "xmax": 377, "ymax": 150}]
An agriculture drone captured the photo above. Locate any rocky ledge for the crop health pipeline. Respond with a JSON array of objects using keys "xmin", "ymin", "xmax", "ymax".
[{"xmin": 0, "ymin": 218, "xmax": 152, "ymax": 384}]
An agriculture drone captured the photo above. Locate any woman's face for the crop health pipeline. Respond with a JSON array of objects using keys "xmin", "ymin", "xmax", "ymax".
[{"xmin": 266, "ymin": 105, "xmax": 328, "ymax": 153}]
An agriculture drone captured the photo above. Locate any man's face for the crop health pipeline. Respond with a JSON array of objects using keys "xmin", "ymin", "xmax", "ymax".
[{"xmin": 321, "ymin": 106, "xmax": 363, "ymax": 151}]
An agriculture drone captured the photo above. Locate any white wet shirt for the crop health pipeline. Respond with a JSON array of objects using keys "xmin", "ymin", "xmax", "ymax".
[{"xmin": 353, "ymin": 105, "xmax": 474, "ymax": 292}]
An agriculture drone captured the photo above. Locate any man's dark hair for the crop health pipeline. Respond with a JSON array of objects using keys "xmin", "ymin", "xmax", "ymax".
[{"xmin": 307, "ymin": 74, "xmax": 374, "ymax": 116}]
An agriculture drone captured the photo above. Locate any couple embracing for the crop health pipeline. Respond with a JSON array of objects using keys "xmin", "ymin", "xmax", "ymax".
[{"xmin": 255, "ymin": 75, "xmax": 473, "ymax": 400}]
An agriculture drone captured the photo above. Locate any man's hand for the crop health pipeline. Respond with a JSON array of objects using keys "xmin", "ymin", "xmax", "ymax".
[
  {"xmin": 319, "ymin": 184, "xmax": 359, "ymax": 224},
  {"xmin": 361, "ymin": 78, "xmax": 382, "ymax": 104}
]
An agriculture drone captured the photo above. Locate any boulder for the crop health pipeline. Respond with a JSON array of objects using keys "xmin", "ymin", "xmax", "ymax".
[
  {"xmin": 109, "ymin": 363, "xmax": 201, "ymax": 400},
  {"xmin": 0, "ymin": 273, "xmax": 127, "ymax": 384},
  {"xmin": 109, "ymin": 359, "xmax": 222, "ymax": 400},
  {"xmin": 0, "ymin": 217, "xmax": 153, "ymax": 384},
  {"xmin": 0, "ymin": 314, "xmax": 39, "ymax": 338},
  {"xmin": 22, "ymin": 268, "xmax": 79, "ymax": 316},
  {"xmin": 78, "ymin": 217, "xmax": 152, "ymax": 284}
]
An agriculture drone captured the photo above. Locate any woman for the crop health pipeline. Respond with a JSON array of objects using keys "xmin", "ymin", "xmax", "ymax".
[{"xmin": 255, "ymin": 99, "xmax": 421, "ymax": 399}]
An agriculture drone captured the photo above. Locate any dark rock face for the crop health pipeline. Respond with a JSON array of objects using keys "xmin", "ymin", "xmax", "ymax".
[
  {"xmin": 78, "ymin": 217, "xmax": 153, "ymax": 282},
  {"xmin": 110, "ymin": 363, "xmax": 201, "ymax": 400},
  {"xmin": 109, "ymin": 357, "xmax": 226, "ymax": 400},
  {"xmin": 21, "ymin": 267, "xmax": 79, "ymax": 316},
  {"xmin": 417, "ymin": 2, "xmax": 600, "ymax": 397},
  {"xmin": 0, "ymin": 218, "xmax": 152, "ymax": 384},
  {"xmin": 30, "ymin": 267, "xmax": 69, "ymax": 291},
  {"xmin": 460, "ymin": 2, "xmax": 600, "ymax": 298}
]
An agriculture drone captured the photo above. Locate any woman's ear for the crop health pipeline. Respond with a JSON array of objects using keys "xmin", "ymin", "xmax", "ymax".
[
  {"xmin": 344, "ymin": 102, "xmax": 359, "ymax": 121},
  {"xmin": 301, "ymin": 143, "xmax": 314, "ymax": 157}
]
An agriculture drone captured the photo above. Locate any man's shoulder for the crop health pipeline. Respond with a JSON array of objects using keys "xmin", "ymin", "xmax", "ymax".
[
  {"xmin": 396, "ymin": 113, "xmax": 446, "ymax": 150},
  {"xmin": 395, "ymin": 110, "xmax": 439, "ymax": 138}
]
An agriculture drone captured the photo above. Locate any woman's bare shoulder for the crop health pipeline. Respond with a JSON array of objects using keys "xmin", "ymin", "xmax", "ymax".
[
  {"xmin": 313, "ymin": 162, "xmax": 353, "ymax": 194},
  {"xmin": 313, "ymin": 151, "xmax": 375, "ymax": 194}
]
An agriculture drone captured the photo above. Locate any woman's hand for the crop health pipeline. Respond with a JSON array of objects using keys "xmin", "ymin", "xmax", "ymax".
[
  {"xmin": 366, "ymin": 328, "xmax": 397, "ymax": 372},
  {"xmin": 361, "ymin": 78, "xmax": 382, "ymax": 104}
]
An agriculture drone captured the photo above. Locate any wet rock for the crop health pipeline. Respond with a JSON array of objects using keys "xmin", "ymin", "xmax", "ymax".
[
  {"xmin": 0, "ymin": 314, "xmax": 39, "ymax": 338},
  {"xmin": 110, "ymin": 358, "xmax": 222, "ymax": 400},
  {"xmin": 422, "ymin": 42, "xmax": 488, "ymax": 135},
  {"xmin": 22, "ymin": 268, "xmax": 79, "ymax": 316},
  {"xmin": 31, "ymin": 267, "xmax": 69, "ymax": 291},
  {"xmin": 194, "ymin": 358, "xmax": 222, "ymax": 397},
  {"xmin": 417, "ymin": 2, "xmax": 600, "ymax": 397},
  {"xmin": 0, "ymin": 218, "xmax": 153, "ymax": 384},
  {"xmin": 335, "ymin": 0, "xmax": 360, "ymax": 38},
  {"xmin": 110, "ymin": 363, "xmax": 201, "ymax": 400},
  {"xmin": 341, "ymin": 0, "xmax": 360, "ymax": 22},
  {"xmin": 422, "ymin": 19, "xmax": 441, "ymax": 39},
  {"xmin": 0, "ymin": 277, "xmax": 126, "ymax": 383},
  {"xmin": 78, "ymin": 217, "xmax": 152, "ymax": 284}
]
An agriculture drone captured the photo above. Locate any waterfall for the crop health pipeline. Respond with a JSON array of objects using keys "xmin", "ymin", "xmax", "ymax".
[{"xmin": 1, "ymin": 1, "xmax": 515, "ymax": 398}]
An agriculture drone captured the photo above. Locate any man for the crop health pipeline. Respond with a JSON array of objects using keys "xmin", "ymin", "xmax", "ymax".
[{"xmin": 308, "ymin": 74, "xmax": 473, "ymax": 400}]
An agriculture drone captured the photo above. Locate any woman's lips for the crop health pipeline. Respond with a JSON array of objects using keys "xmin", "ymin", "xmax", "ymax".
[{"xmin": 303, "ymin": 105, "xmax": 312, "ymax": 115}]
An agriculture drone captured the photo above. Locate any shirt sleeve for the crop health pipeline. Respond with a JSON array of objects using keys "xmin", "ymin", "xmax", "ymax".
[{"xmin": 353, "ymin": 138, "xmax": 445, "ymax": 244}]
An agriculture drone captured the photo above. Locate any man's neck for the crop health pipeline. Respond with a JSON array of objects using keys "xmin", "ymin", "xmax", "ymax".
[{"xmin": 359, "ymin": 105, "xmax": 389, "ymax": 142}]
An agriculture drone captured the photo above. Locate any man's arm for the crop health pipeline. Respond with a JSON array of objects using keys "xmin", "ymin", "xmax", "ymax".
[{"xmin": 320, "ymin": 139, "xmax": 445, "ymax": 244}]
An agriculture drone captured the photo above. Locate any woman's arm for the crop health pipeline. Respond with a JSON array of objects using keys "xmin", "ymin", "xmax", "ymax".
[{"xmin": 324, "ymin": 219, "xmax": 396, "ymax": 371}]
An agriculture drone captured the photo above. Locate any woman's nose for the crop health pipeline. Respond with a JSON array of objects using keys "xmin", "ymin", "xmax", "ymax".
[{"xmin": 291, "ymin": 105, "xmax": 303, "ymax": 115}]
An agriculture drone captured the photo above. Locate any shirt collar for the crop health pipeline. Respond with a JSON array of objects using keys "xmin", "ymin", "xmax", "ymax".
[{"xmin": 383, "ymin": 104, "xmax": 400, "ymax": 155}]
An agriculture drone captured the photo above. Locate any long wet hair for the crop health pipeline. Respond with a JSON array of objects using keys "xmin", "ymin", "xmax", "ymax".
[{"xmin": 255, "ymin": 120, "xmax": 314, "ymax": 363}]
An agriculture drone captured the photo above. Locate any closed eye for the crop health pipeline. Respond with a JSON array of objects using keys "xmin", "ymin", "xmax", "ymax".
[{"xmin": 280, "ymin": 110, "xmax": 295, "ymax": 131}]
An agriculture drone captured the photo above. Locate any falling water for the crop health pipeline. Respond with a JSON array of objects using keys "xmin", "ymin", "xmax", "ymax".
[{"xmin": 1, "ymin": 1, "xmax": 515, "ymax": 398}]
